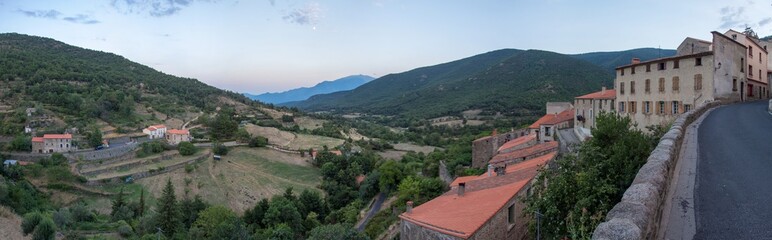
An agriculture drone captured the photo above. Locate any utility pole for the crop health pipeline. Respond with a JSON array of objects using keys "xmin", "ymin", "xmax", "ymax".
[{"xmin": 535, "ymin": 210, "xmax": 544, "ymax": 240}]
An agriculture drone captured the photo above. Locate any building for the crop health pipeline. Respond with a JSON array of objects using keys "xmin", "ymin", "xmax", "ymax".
[
  {"xmin": 399, "ymin": 152, "xmax": 557, "ymax": 240},
  {"xmin": 615, "ymin": 30, "xmax": 769, "ymax": 130},
  {"xmin": 142, "ymin": 124, "xmax": 167, "ymax": 139},
  {"xmin": 31, "ymin": 134, "xmax": 73, "ymax": 153},
  {"xmin": 528, "ymin": 108, "xmax": 574, "ymax": 142},
  {"xmin": 165, "ymin": 129, "xmax": 191, "ymax": 145},
  {"xmin": 470, "ymin": 129, "xmax": 530, "ymax": 168},
  {"xmin": 574, "ymin": 87, "xmax": 616, "ymax": 140}
]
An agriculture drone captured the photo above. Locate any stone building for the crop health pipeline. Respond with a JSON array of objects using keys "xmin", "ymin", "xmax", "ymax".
[
  {"xmin": 142, "ymin": 124, "xmax": 167, "ymax": 139},
  {"xmin": 31, "ymin": 134, "xmax": 73, "ymax": 153},
  {"xmin": 574, "ymin": 87, "xmax": 616, "ymax": 140},
  {"xmin": 165, "ymin": 129, "xmax": 191, "ymax": 145},
  {"xmin": 399, "ymin": 152, "xmax": 556, "ymax": 240},
  {"xmin": 615, "ymin": 30, "xmax": 768, "ymax": 130},
  {"xmin": 470, "ymin": 129, "xmax": 530, "ymax": 168},
  {"xmin": 528, "ymin": 107, "xmax": 574, "ymax": 142}
]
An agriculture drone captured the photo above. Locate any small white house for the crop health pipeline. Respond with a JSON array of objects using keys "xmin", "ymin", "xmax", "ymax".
[{"xmin": 143, "ymin": 124, "xmax": 167, "ymax": 139}]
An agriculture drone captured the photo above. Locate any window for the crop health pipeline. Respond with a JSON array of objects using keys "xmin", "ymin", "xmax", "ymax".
[
  {"xmin": 589, "ymin": 109, "xmax": 594, "ymax": 120},
  {"xmin": 659, "ymin": 78, "xmax": 665, "ymax": 92},
  {"xmin": 620, "ymin": 68, "xmax": 625, "ymax": 76},
  {"xmin": 619, "ymin": 101, "xmax": 625, "ymax": 112},
  {"xmin": 673, "ymin": 60, "xmax": 680, "ymax": 69},
  {"xmin": 644, "ymin": 101, "xmax": 651, "ymax": 114},
  {"xmin": 544, "ymin": 126, "xmax": 551, "ymax": 136},
  {"xmin": 672, "ymin": 101, "xmax": 679, "ymax": 114},
  {"xmin": 611, "ymin": 100, "xmax": 615, "ymax": 110},
  {"xmin": 631, "ymin": 81, "xmax": 636, "ymax": 94},
  {"xmin": 620, "ymin": 82, "xmax": 625, "ymax": 95},
  {"xmin": 750, "ymin": 65, "xmax": 753, "ymax": 77},
  {"xmin": 658, "ymin": 62, "xmax": 666, "ymax": 70},
  {"xmin": 695, "ymin": 57, "xmax": 702, "ymax": 66},
  {"xmin": 741, "ymin": 58, "xmax": 744, "ymax": 72},
  {"xmin": 684, "ymin": 104, "xmax": 692, "ymax": 112},
  {"xmin": 508, "ymin": 204, "xmax": 515, "ymax": 224},
  {"xmin": 694, "ymin": 74, "xmax": 703, "ymax": 91},
  {"xmin": 760, "ymin": 70, "xmax": 762, "ymax": 79},
  {"xmin": 631, "ymin": 66, "xmax": 636, "ymax": 74},
  {"xmin": 645, "ymin": 79, "xmax": 651, "ymax": 93},
  {"xmin": 749, "ymin": 46, "xmax": 753, "ymax": 58},
  {"xmin": 629, "ymin": 101, "xmax": 637, "ymax": 113},
  {"xmin": 658, "ymin": 101, "xmax": 665, "ymax": 115},
  {"xmin": 748, "ymin": 84, "xmax": 754, "ymax": 97},
  {"xmin": 733, "ymin": 78, "xmax": 738, "ymax": 91},
  {"xmin": 672, "ymin": 76, "xmax": 680, "ymax": 91},
  {"xmin": 646, "ymin": 64, "xmax": 651, "ymax": 72}
]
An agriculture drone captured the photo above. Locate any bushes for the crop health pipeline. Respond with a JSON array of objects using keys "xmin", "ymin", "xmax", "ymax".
[
  {"xmin": 248, "ymin": 136, "xmax": 268, "ymax": 148},
  {"xmin": 22, "ymin": 212, "xmax": 43, "ymax": 235},
  {"xmin": 33, "ymin": 217, "xmax": 56, "ymax": 240},
  {"xmin": 6, "ymin": 134, "xmax": 31, "ymax": 152},
  {"xmin": 178, "ymin": 142, "xmax": 197, "ymax": 156},
  {"xmin": 213, "ymin": 142, "xmax": 229, "ymax": 156},
  {"xmin": 136, "ymin": 141, "xmax": 168, "ymax": 158},
  {"xmin": 117, "ymin": 220, "xmax": 134, "ymax": 237}
]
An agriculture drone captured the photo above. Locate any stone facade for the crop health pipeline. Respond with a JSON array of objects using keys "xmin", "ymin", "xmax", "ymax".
[
  {"xmin": 31, "ymin": 134, "xmax": 73, "ymax": 153},
  {"xmin": 574, "ymin": 88, "xmax": 616, "ymax": 132},
  {"xmin": 471, "ymin": 129, "xmax": 529, "ymax": 168}
]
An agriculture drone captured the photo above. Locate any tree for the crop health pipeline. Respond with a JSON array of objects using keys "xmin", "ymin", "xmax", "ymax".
[
  {"xmin": 111, "ymin": 187, "xmax": 134, "ymax": 221},
  {"xmin": 178, "ymin": 141, "xmax": 197, "ymax": 156},
  {"xmin": 180, "ymin": 195, "xmax": 209, "ymax": 229},
  {"xmin": 6, "ymin": 135, "xmax": 31, "ymax": 152},
  {"xmin": 22, "ymin": 211, "xmax": 43, "ymax": 235},
  {"xmin": 111, "ymin": 187, "xmax": 126, "ymax": 218},
  {"xmin": 213, "ymin": 142, "xmax": 229, "ymax": 155},
  {"xmin": 244, "ymin": 198, "xmax": 269, "ymax": 229},
  {"xmin": 378, "ymin": 161, "xmax": 404, "ymax": 193},
  {"xmin": 263, "ymin": 196, "xmax": 303, "ymax": 234},
  {"xmin": 155, "ymin": 179, "xmax": 182, "ymax": 237},
  {"xmin": 307, "ymin": 223, "xmax": 368, "ymax": 240},
  {"xmin": 235, "ymin": 128, "xmax": 251, "ymax": 143},
  {"xmin": 189, "ymin": 205, "xmax": 239, "ymax": 239},
  {"xmin": 32, "ymin": 217, "xmax": 56, "ymax": 240},
  {"xmin": 281, "ymin": 115, "xmax": 294, "ymax": 123},
  {"xmin": 209, "ymin": 110, "xmax": 238, "ymax": 140},
  {"xmin": 136, "ymin": 189, "xmax": 145, "ymax": 217},
  {"xmin": 248, "ymin": 136, "xmax": 268, "ymax": 148},
  {"xmin": 298, "ymin": 189, "xmax": 327, "ymax": 220},
  {"xmin": 86, "ymin": 126, "xmax": 103, "ymax": 148}
]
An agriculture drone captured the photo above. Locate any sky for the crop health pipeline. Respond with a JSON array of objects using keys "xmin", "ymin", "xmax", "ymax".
[{"xmin": 1, "ymin": 0, "xmax": 771, "ymax": 94}]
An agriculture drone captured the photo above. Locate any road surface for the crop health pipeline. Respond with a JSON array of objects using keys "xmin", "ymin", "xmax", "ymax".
[
  {"xmin": 357, "ymin": 192, "xmax": 387, "ymax": 231},
  {"xmin": 694, "ymin": 100, "xmax": 772, "ymax": 239}
]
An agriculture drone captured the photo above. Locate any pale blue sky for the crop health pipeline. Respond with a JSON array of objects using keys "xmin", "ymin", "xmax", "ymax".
[{"xmin": 1, "ymin": 0, "xmax": 771, "ymax": 94}]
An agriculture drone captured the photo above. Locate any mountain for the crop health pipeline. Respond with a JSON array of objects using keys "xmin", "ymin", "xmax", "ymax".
[
  {"xmin": 0, "ymin": 33, "xmax": 261, "ymax": 133},
  {"xmin": 571, "ymin": 48, "xmax": 676, "ymax": 74},
  {"xmin": 244, "ymin": 75, "xmax": 374, "ymax": 104},
  {"xmin": 287, "ymin": 49, "xmax": 613, "ymax": 119}
]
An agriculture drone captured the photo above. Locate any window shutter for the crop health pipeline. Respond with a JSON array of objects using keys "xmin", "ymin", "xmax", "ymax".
[
  {"xmin": 665, "ymin": 101, "xmax": 671, "ymax": 115},
  {"xmin": 678, "ymin": 101, "xmax": 685, "ymax": 114},
  {"xmin": 655, "ymin": 101, "xmax": 660, "ymax": 115}
]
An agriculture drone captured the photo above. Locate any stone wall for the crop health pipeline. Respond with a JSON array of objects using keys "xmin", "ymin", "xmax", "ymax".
[
  {"xmin": 592, "ymin": 101, "xmax": 723, "ymax": 240},
  {"xmin": 79, "ymin": 153, "xmax": 181, "ymax": 176},
  {"xmin": 399, "ymin": 220, "xmax": 464, "ymax": 240},
  {"xmin": 1, "ymin": 152, "xmax": 51, "ymax": 161},
  {"xmin": 67, "ymin": 144, "xmax": 139, "ymax": 161},
  {"xmin": 85, "ymin": 153, "xmax": 210, "ymax": 186},
  {"xmin": 471, "ymin": 129, "xmax": 530, "ymax": 168}
]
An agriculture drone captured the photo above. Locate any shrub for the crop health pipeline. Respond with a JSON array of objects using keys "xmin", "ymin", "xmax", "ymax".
[
  {"xmin": 248, "ymin": 136, "xmax": 268, "ymax": 148},
  {"xmin": 213, "ymin": 142, "xmax": 229, "ymax": 155},
  {"xmin": 178, "ymin": 142, "xmax": 197, "ymax": 156},
  {"xmin": 22, "ymin": 212, "xmax": 43, "ymax": 235},
  {"xmin": 32, "ymin": 217, "xmax": 56, "ymax": 240},
  {"xmin": 117, "ymin": 220, "xmax": 134, "ymax": 237},
  {"xmin": 185, "ymin": 164, "xmax": 195, "ymax": 173}
]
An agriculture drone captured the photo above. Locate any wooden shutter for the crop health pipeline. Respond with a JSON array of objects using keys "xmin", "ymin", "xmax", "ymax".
[
  {"xmin": 665, "ymin": 101, "xmax": 671, "ymax": 115},
  {"xmin": 655, "ymin": 101, "xmax": 660, "ymax": 115},
  {"xmin": 678, "ymin": 101, "xmax": 685, "ymax": 114}
]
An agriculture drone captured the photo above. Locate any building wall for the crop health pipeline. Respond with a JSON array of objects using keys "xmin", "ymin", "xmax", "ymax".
[
  {"xmin": 615, "ymin": 55, "xmax": 714, "ymax": 130},
  {"xmin": 574, "ymin": 97, "xmax": 615, "ymax": 131},
  {"xmin": 166, "ymin": 133, "xmax": 190, "ymax": 145},
  {"xmin": 498, "ymin": 137, "xmax": 537, "ymax": 154},
  {"xmin": 677, "ymin": 38, "xmax": 711, "ymax": 56},
  {"xmin": 43, "ymin": 138, "xmax": 71, "ymax": 153},
  {"xmin": 400, "ymin": 220, "xmax": 464, "ymax": 240},
  {"xmin": 471, "ymin": 129, "xmax": 530, "ymax": 168},
  {"xmin": 712, "ymin": 32, "xmax": 747, "ymax": 101},
  {"xmin": 31, "ymin": 142, "xmax": 44, "ymax": 153},
  {"xmin": 546, "ymin": 102, "xmax": 572, "ymax": 115}
]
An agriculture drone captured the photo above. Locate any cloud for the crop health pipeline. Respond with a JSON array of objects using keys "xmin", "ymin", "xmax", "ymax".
[
  {"xmin": 268, "ymin": 0, "xmax": 275, "ymax": 6},
  {"xmin": 17, "ymin": 9, "xmax": 61, "ymax": 19},
  {"xmin": 63, "ymin": 14, "xmax": 100, "ymax": 24},
  {"xmin": 283, "ymin": 2, "xmax": 322, "ymax": 26},
  {"xmin": 719, "ymin": 6, "xmax": 746, "ymax": 29},
  {"xmin": 759, "ymin": 17, "xmax": 772, "ymax": 26},
  {"xmin": 111, "ymin": 0, "xmax": 223, "ymax": 17}
]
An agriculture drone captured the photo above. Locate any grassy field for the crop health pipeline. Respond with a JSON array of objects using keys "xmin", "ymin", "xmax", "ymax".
[
  {"xmin": 89, "ymin": 150, "xmax": 210, "ymax": 181},
  {"xmin": 295, "ymin": 116, "xmax": 327, "ymax": 130},
  {"xmin": 245, "ymin": 124, "xmax": 344, "ymax": 150},
  {"xmin": 136, "ymin": 147, "xmax": 322, "ymax": 213}
]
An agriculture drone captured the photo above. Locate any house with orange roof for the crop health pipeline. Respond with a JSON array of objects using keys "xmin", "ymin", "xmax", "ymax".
[
  {"xmin": 489, "ymin": 141, "xmax": 558, "ymax": 167},
  {"xmin": 165, "ymin": 129, "xmax": 191, "ymax": 145},
  {"xmin": 400, "ymin": 151, "xmax": 557, "ymax": 240},
  {"xmin": 528, "ymin": 108, "xmax": 574, "ymax": 142},
  {"xmin": 574, "ymin": 87, "xmax": 616, "ymax": 140},
  {"xmin": 31, "ymin": 134, "xmax": 73, "ymax": 153},
  {"xmin": 142, "ymin": 124, "xmax": 167, "ymax": 139}
]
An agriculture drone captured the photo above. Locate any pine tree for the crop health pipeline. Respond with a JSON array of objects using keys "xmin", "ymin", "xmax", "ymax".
[
  {"xmin": 111, "ymin": 187, "xmax": 126, "ymax": 218},
  {"xmin": 156, "ymin": 179, "xmax": 181, "ymax": 237},
  {"xmin": 136, "ymin": 189, "xmax": 145, "ymax": 217}
]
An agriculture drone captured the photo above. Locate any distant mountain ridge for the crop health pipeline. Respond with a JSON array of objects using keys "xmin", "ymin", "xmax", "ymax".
[
  {"xmin": 245, "ymin": 75, "xmax": 374, "ymax": 104},
  {"xmin": 286, "ymin": 49, "xmax": 615, "ymax": 118},
  {"xmin": 571, "ymin": 48, "xmax": 677, "ymax": 74}
]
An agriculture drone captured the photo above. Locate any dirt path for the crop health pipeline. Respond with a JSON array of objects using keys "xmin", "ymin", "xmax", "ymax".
[{"xmin": 182, "ymin": 112, "xmax": 202, "ymax": 129}]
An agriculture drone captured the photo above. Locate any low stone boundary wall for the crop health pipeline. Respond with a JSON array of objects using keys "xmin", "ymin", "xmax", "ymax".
[
  {"xmin": 1, "ymin": 152, "xmax": 51, "ymax": 161},
  {"xmin": 85, "ymin": 153, "xmax": 210, "ymax": 186},
  {"xmin": 592, "ymin": 101, "xmax": 723, "ymax": 240},
  {"xmin": 68, "ymin": 144, "xmax": 139, "ymax": 161},
  {"xmin": 80, "ymin": 153, "xmax": 181, "ymax": 176}
]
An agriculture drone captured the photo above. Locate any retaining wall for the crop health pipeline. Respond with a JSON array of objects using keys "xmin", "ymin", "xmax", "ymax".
[
  {"xmin": 592, "ymin": 101, "xmax": 723, "ymax": 240},
  {"xmin": 85, "ymin": 152, "xmax": 210, "ymax": 186},
  {"xmin": 79, "ymin": 153, "xmax": 180, "ymax": 176},
  {"xmin": 67, "ymin": 144, "xmax": 139, "ymax": 161}
]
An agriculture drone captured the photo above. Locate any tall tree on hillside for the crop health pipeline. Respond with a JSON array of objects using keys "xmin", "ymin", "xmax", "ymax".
[
  {"xmin": 136, "ymin": 189, "xmax": 145, "ymax": 217},
  {"xmin": 86, "ymin": 126, "xmax": 103, "ymax": 148},
  {"xmin": 209, "ymin": 109, "xmax": 238, "ymax": 140},
  {"xmin": 110, "ymin": 187, "xmax": 126, "ymax": 219},
  {"xmin": 156, "ymin": 179, "xmax": 182, "ymax": 237}
]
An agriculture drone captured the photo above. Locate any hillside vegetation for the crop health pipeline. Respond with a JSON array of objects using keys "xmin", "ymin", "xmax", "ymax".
[
  {"xmin": 0, "ymin": 33, "xmax": 258, "ymax": 132},
  {"xmin": 571, "ymin": 48, "xmax": 677, "ymax": 74},
  {"xmin": 289, "ymin": 49, "xmax": 613, "ymax": 119}
]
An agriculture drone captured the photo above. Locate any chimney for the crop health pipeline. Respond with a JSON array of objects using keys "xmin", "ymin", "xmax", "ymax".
[
  {"xmin": 406, "ymin": 201, "xmax": 413, "ymax": 213},
  {"xmin": 488, "ymin": 164, "xmax": 493, "ymax": 177},
  {"xmin": 602, "ymin": 86, "xmax": 607, "ymax": 94},
  {"xmin": 631, "ymin": 58, "xmax": 641, "ymax": 64},
  {"xmin": 458, "ymin": 182, "xmax": 466, "ymax": 196},
  {"xmin": 491, "ymin": 128, "xmax": 498, "ymax": 136}
]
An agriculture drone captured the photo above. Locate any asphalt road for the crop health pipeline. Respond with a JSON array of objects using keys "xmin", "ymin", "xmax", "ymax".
[{"xmin": 694, "ymin": 100, "xmax": 772, "ymax": 239}]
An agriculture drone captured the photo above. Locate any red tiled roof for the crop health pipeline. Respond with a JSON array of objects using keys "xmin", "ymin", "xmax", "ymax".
[
  {"xmin": 575, "ymin": 89, "xmax": 616, "ymax": 100},
  {"xmin": 528, "ymin": 108, "xmax": 574, "ymax": 129},
  {"xmin": 43, "ymin": 134, "xmax": 72, "ymax": 139},
  {"xmin": 489, "ymin": 141, "xmax": 558, "ymax": 165},
  {"xmin": 497, "ymin": 134, "xmax": 536, "ymax": 153},
  {"xmin": 32, "ymin": 137, "xmax": 44, "ymax": 143},
  {"xmin": 146, "ymin": 124, "xmax": 166, "ymax": 131},
  {"xmin": 400, "ymin": 152, "xmax": 556, "ymax": 239},
  {"xmin": 167, "ymin": 129, "xmax": 189, "ymax": 135}
]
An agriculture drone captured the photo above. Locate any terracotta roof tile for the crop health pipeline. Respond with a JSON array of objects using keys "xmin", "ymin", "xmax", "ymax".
[
  {"xmin": 399, "ymin": 152, "xmax": 556, "ymax": 239},
  {"xmin": 167, "ymin": 129, "xmax": 189, "ymax": 135},
  {"xmin": 489, "ymin": 142, "xmax": 558, "ymax": 165},
  {"xmin": 43, "ymin": 134, "xmax": 72, "ymax": 139},
  {"xmin": 528, "ymin": 108, "xmax": 574, "ymax": 129},
  {"xmin": 32, "ymin": 137, "xmax": 44, "ymax": 143},
  {"xmin": 575, "ymin": 89, "xmax": 616, "ymax": 99},
  {"xmin": 497, "ymin": 134, "xmax": 536, "ymax": 153}
]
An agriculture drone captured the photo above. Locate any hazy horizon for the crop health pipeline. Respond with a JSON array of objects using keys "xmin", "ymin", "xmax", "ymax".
[{"xmin": 1, "ymin": 0, "xmax": 771, "ymax": 94}]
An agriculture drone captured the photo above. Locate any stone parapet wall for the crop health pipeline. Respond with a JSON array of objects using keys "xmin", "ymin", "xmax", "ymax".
[{"xmin": 592, "ymin": 101, "xmax": 724, "ymax": 240}]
